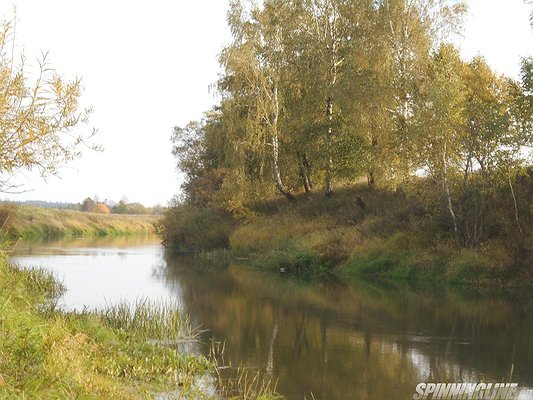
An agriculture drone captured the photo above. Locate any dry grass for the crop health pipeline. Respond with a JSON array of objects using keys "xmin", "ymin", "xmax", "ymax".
[{"xmin": 1, "ymin": 205, "xmax": 160, "ymax": 239}]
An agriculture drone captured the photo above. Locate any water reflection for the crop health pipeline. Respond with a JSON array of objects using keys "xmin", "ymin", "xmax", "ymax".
[
  {"xmin": 11, "ymin": 238, "xmax": 533, "ymax": 400},
  {"xmin": 160, "ymin": 255, "xmax": 533, "ymax": 400},
  {"xmin": 13, "ymin": 235, "xmax": 161, "ymax": 256},
  {"xmin": 11, "ymin": 236, "xmax": 179, "ymax": 310}
]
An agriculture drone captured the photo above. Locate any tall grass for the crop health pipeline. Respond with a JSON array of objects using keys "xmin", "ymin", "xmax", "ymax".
[
  {"xmin": 215, "ymin": 366, "xmax": 282, "ymax": 400},
  {"xmin": 95, "ymin": 299, "xmax": 201, "ymax": 343},
  {"xmin": 161, "ymin": 180, "xmax": 533, "ymax": 286},
  {"xmin": 0, "ymin": 259, "xmax": 210, "ymax": 398},
  {"xmin": 209, "ymin": 341, "xmax": 283, "ymax": 400},
  {"xmin": 1, "ymin": 204, "xmax": 160, "ymax": 239},
  {"xmin": 0, "ymin": 257, "xmax": 283, "ymax": 399}
]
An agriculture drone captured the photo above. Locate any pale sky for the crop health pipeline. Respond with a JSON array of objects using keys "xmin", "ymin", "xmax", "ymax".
[{"xmin": 0, "ymin": 0, "xmax": 532, "ymax": 206}]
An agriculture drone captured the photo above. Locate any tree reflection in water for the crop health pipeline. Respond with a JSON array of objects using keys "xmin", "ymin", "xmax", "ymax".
[{"xmin": 158, "ymin": 253, "xmax": 533, "ymax": 400}]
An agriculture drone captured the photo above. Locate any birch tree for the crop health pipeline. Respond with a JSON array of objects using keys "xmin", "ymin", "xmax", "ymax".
[
  {"xmin": 375, "ymin": 0, "xmax": 466, "ymax": 183},
  {"xmin": 296, "ymin": 0, "xmax": 349, "ymax": 196},
  {"xmin": 416, "ymin": 44, "xmax": 465, "ymax": 235},
  {"xmin": 419, "ymin": 46, "xmax": 529, "ymax": 246},
  {"xmin": 219, "ymin": 0, "xmax": 296, "ymax": 202}
]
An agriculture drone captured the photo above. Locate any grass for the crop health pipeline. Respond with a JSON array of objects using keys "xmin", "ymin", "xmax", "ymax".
[
  {"xmin": 244, "ymin": 184, "xmax": 532, "ymax": 286},
  {"xmin": 209, "ymin": 341, "xmax": 283, "ymax": 400},
  {"xmin": 95, "ymin": 299, "xmax": 200, "ymax": 343},
  {"xmin": 0, "ymin": 247, "xmax": 282, "ymax": 399},
  {"xmin": 0, "ymin": 205, "xmax": 160, "ymax": 239},
  {"xmin": 163, "ymin": 180, "xmax": 533, "ymax": 287},
  {"xmin": 0, "ymin": 255, "xmax": 208, "ymax": 398}
]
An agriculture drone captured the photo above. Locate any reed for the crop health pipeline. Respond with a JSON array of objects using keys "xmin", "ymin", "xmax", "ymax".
[
  {"xmin": 94, "ymin": 298, "xmax": 201, "ymax": 343},
  {"xmin": 209, "ymin": 340, "xmax": 283, "ymax": 400}
]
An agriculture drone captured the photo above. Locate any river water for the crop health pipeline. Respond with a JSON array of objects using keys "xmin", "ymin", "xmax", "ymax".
[{"xmin": 11, "ymin": 236, "xmax": 533, "ymax": 400}]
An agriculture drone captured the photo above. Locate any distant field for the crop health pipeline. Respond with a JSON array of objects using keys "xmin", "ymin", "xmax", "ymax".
[{"xmin": 1, "ymin": 205, "xmax": 160, "ymax": 239}]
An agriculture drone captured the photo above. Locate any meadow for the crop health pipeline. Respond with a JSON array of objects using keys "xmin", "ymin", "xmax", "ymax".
[{"xmin": 0, "ymin": 205, "xmax": 160, "ymax": 239}]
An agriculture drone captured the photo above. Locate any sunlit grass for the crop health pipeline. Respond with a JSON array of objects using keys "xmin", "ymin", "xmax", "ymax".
[
  {"xmin": 0, "ymin": 260, "xmax": 208, "ymax": 399},
  {"xmin": 221, "ymin": 182, "xmax": 525, "ymax": 286},
  {"xmin": 1, "ymin": 204, "xmax": 160, "ymax": 239},
  {"xmin": 95, "ymin": 299, "xmax": 202, "ymax": 343},
  {"xmin": 0, "ymin": 256, "xmax": 282, "ymax": 399}
]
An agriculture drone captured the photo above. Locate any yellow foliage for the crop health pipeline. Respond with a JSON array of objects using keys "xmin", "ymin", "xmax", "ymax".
[{"xmin": 94, "ymin": 204, "xmax": 110, "ymax": 214}]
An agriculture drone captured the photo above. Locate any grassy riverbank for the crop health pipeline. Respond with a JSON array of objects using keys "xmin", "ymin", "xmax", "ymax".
[
  {"xmin": 0, "ymin": 254, "xmax": 282, "ymax": 399},
  {"xmin": 0, "ymin": 205, "xmax": 160, "ymax": 239},
  {"xmin": 0, "ymin": 258, "xmax": 209, "ymax": 398},
  {"xmin": 163, "ymin": 177, "xmax": 533, "ymax": 287}
]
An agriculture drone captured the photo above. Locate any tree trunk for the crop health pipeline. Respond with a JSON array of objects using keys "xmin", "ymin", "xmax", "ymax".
[
  {"xmin": 367, "ymin": 123, "xmax": 378, "ymax": 189},
  {"xmin": 442, "ymin": 144, "xmax": 459, "ymax": 237},
  {"xmin": 367, "ymin": 171, "xmax": 376, "ymax": 189},
  {"xmin": 325, "ymin": 96, "xmax": 334, "ymax": 197},
  {"xmin": 272, "ymin": 133, "xmax": 295, "ymax": 202},
  {"xmin": 303, "ymin": 153, "xmax": 313, "ymax": 190},
  {"xmin": 297, "ymin": 151, "xmax": 312, "ymax": 193},
  {"xmin": 272, "ymin": 84, "xmax": 295, "ymax": 202},
  {"xmin": 509, "ymin": 170, "xmax": 524, "ymax": 235}
]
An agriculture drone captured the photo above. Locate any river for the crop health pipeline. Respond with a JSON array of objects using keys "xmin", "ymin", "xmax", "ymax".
[{"xmin": 12, "ymin": 236, "xmax": 533, "ymax": 400}]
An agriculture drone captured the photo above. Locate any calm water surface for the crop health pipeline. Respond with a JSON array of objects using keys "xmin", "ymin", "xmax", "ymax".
[{"xmin": 12, "ymin": 236, "xmax": 533, "ymax": 400}]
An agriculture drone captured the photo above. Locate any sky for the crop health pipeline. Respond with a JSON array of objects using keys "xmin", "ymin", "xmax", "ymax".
[{"xmin": 0, "ymin": 0, "xmax": 532, "ymax": 207}]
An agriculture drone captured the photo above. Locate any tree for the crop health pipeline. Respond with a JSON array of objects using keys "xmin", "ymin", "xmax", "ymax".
[
  {"xmin": 94, "ymin": 203, "xmax": 110, "ymax": 214},
  {"xmin": 114, "ymin": 199, "xmax": 128, "ymax": 214},
  {"xmin": 516, "ymin": 57, "xmax": 533, "ymax": 141},
  {"xmin": 0, "ymin": 19, "xmax": 98, "ymax": 192},
  {"xmin": 219, "ymin": 0, "xmax": 297, "ymax": 202},
  {"xmin": 296, "ymin": 0, "xmax": 348, "ymax": 196},
  {"xmin": 417, "ymin": 46, "xmax": 529, "ymax": 246},
  {"xmin": 81, "ymin": 197, "xmax": 96, "ymax": 212},
  {"xmin": 415, "ymin": 44, "xmax": 466, "ymax": 236},
  {"xmin": 167, "ymin": 0, "xmax": 529, "ymax": 251},
  {"xmin": 171, "ymin": 112, "xmax": 226, "ymax": 207}
]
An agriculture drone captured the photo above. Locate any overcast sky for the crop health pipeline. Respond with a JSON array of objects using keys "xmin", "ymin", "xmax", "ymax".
[{"xmin": 0, "ymin": 0, "xmax": 532, "ymax": 206}]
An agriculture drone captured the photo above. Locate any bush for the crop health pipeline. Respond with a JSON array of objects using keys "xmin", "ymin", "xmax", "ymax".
[
  {"xmin": 0, "ymin": 204, "xmax": 15, "ymax": 230},
  {"xmin": 94, "ymin": 203, "xmax": 110, "ymax": 214},
  {"xmin": 161, "ymin": 205, "xmax": 236, "ymax": 251}
]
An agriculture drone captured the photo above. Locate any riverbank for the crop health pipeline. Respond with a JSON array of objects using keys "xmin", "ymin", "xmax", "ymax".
[
  {"xmin": 162, "ymin": 178, "xmax": 533, "ymax": 287},
  {"xmin": 0, "ymin": 205, "xmax": 160, "ymax": 239},
  {"xmin": 0, "ymin": 253, "xmax": 282, "ymax": 399},
  {"xmin": 0, "ymin": 256, "xmax": 209, "ymax": 398}
]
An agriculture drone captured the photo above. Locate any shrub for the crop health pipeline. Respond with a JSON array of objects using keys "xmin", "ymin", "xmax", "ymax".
[
  {"xmin": 0, "ymin": 204, "xmax": 14, "ymax": 230},
  {"xmin": 94, "ymin": 203, "xmax": 110, "ymax": 214},
  {"xmin": 162, "ymin": 205, "xmax": 236, "ymax": 251}
]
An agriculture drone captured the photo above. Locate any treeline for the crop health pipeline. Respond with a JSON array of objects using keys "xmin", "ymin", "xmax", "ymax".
[
  {"xmin": 1, "ymin": 199, "xmax": 167, "ymax": 215},
  {"xmin": 0, "ymin": 200, "xmax": 80, "ymax": 211},
  {"xmin": 80, "ymin": 198, "xmax": 165, "ymax": 215},
  {"xmin": 165, "ymin": 0, "xmax": 533, "ymax": 263}
]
